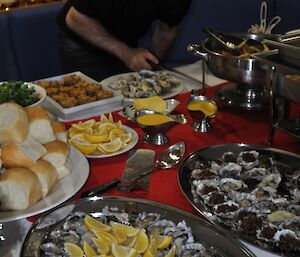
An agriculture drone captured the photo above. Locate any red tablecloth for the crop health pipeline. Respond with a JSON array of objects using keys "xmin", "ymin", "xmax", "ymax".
[
  {"xmin": 71, "ymin": 83, "xmax": 300, "ymax": 214},
  {"xmin": 28, "ymin": 83, "xmax": 300, "ymax": 222}
]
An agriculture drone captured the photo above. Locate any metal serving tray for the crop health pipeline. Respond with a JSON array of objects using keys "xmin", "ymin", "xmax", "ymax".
[
  {"xmin": 21, "ymin": 196, "xmax": 254, "ymax": 257},
  {"xmin": 38, "ymin": 71, "xmax": 124, "ymax": 121},
  {"xmin": 178, "ymin": 143, "xmax": 300, "ymax": 257}
]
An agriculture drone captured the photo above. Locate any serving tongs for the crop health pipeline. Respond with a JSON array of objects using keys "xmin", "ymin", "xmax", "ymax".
[{"xmin": 203, "ymin": 27, "xmax": 248, "ymax": 55}]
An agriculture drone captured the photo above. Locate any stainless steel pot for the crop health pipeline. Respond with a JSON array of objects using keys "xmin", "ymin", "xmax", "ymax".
[
  {"xmin": 187, "ymin": 38, "xmax": 270, "ymax": 85},
  {"xmin": 187, "ymin": 37, "xmax": 271, "ymax": 110}
]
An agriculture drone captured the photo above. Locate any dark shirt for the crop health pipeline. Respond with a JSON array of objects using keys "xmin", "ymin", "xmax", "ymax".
[{"xmin": 57, "ymin": 0, "xmax": 191, "ymax": 49}]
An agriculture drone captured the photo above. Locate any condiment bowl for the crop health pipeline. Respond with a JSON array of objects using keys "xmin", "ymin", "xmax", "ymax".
[
  {"xmin": 134, "ymin": 109, "xmax": 186, "ymax": 145},
  {"xmin": 186, "ymin": 94, "xmax": 217, "ymax": 132},
  {"xmin": 25, "ymin": 83, "xmax": 47, "ymax": 108}
]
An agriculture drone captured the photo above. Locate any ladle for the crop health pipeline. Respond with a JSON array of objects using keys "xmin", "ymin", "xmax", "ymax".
[{"xmin": 81, "ymin": 142, "xmax": 186, "ymax": 197}]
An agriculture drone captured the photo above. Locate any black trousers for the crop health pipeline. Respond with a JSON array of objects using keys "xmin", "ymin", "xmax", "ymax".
[{"xmin": 59, "ymin": 31, "xmax": 130, "ymax": 82}]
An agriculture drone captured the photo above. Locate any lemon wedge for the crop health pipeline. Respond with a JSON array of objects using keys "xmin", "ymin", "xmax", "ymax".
[
  {"xmin": 143, "ymin": 238, "xmax": 157, "ymax": 257},
  {"xmin": 93, "ymin": 230, "xmax": 118, "ymax": 246},
  {"xmin": 68, "ymin": 126, "xmax": 81, "ymax": 138},
  {"xmin": 84, "ymin": 215, "xmax": 111, "ymax": 232},
  {"xmin": 164, "ymin": 245, "xmax": 176, "ymax": 257},
  {"xmin": 92, "ymin": 237, "xmax": 110, "ymax": 254},
  {"xmin": 109, "ymin": 221, "xmax": 139, "ymax": 237},
  {"xmin": 64, "ymin": 242, "xmax": 84, "ymax": 257},
  {"xmin": 72, "ymin": 119, "xmax": 95, "ymax": 131},
  {"xmin": 153, "ymin": 235, "xmax": 172, "ymax": 249},
  {"xmin": 124, "ymin": 234, "xmax": 138, "ymax": 248},
  {"xmin": 73, "ymin": 141, "xmax": 98, "ymax": 155},
  {"xmin": 98, "ymin": 123, "xmax": 117, "ymax": 135},
  {"xmin": 111, "ymin": 223, "xmax": 128, "ymax": 244},
  {"xmin": 134, "ymin": 229, "xmax": 149, "ymax": 253},
  {"xmin": 98, "ymin": 138, "xmax": 122, "ymax": 153},
  {"xmin": 84, "ymin": 133, "xmax": 109, "ymax": 143},
  {"xmin": 83, "ymin": 240, "xmax": 98, "ymax": 257},
  {"xmin": 111, "ymin": 243, "xmax": 137, "ymax": 257}
]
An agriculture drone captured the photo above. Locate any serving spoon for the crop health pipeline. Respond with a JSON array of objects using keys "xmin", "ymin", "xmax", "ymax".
[{"xmin": 81, "ymin": 142, "xmax": 186, "ymax": 197}]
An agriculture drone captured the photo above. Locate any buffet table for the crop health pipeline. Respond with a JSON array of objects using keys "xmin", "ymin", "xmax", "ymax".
[{"xmin": 2, "ymin": 77, "xmax": 300, "ymax": 257}]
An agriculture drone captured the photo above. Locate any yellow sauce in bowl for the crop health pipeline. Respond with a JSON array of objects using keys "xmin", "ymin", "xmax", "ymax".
[
  {"xmin": 136, "ymin": 114, "xmax": 174, "ymax": 126},
  {"xmin": 186, "ymin": 100, "xmax": 217, "ymax": 117}
]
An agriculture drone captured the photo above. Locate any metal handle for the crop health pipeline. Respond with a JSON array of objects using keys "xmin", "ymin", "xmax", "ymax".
[
  {"xmin": 187, "ymin": 43, "xmax": 208, "ymax": 60},
  {"xmin": 81, "ymin": 179, "xmax": 120, "ymax": 198}
]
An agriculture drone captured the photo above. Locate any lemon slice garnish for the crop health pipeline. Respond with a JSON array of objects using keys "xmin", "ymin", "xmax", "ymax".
[
  {"xmin": 84, "ymin": 215, "xmax": 111, "ymax": 232},
  {"xmin": 153, "ymin": 235, "xmax": 172, "ymax": 249},
  {"xmin": 134, "ymin": 229, "xmax": 149, "ymax": 253},
  {"xmin": 68, "ymin": 126, "xmax": 81, "ymax": 138},
  {"xmin": 83, "ymin": 240, "xmax": 97, "ymax": 257},
  {"xmin": 72, "ymin": 119, "xmax": 95, "ymax": 131},
  {"xmin": 110, "ymin": 221, "xmax": 139, "ymax": 237},
  {"xmin": 93, "ymin": 230, "xmax": 118, "ymax": 246},
  {"xmin": 111, "ymin": 223, "xmax": 128, "ymax": 244},
  {"xmin": 73, "ymin": 141, "xmax": 98, "ymax": 155},
  {"xmin": 111, "ymin": 243, "xmax": 137, "ymax": 257},
  {"xmin": 64, "ymin": 242, "xmax": 84, "ymax": 257},
  {"xmin": 164, "ymin": 245, "xmax": 176, "ymax": 257},
  {"xmin": 98, "ymin": 138, "xmax": 123, "ymax": 153},
  {"xmin": 143, "ymin": 238, "xmax": 157, "ymax": 257},
  {"xmin": 124, "ymin": 234, "xmax": 138, "ymax": 248},
  {"xmin": 84, "ymin": 133, "xmax": 109, "ymax": 143},
  {"xmin": 98, "ymin": 123, "xmax": 117, "ymax": 134},
  {"xmin": 92, "ymin": 237, "xmax": 110, "ymax": 254}
]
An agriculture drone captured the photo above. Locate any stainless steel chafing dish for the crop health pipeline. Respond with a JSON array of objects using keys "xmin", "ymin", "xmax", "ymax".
[
  {"xmin": 188, "ymin": 33, "xmax": 272, "ymax": 110},
  {"xmin": 252, "ymin": 32, "xmax": 300, "ymax": 145}
]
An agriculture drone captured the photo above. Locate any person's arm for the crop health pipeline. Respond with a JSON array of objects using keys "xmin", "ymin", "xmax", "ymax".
[
  {"xmin": 152, "ymin": 21, "xmax": 179, "ymax": 61},
  {"xmin": 65, "ymin": 7, "xmax": 159, "ymax": 71}
]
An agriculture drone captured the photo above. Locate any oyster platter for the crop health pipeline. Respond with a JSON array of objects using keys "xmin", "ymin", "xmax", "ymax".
[
  {"xmin": 178, "ymin": 144, "xmax": 300, "ymax": 257},
  {"xmin": 21, "ymin": 196, "xmax": 253, "ymax": 257}
]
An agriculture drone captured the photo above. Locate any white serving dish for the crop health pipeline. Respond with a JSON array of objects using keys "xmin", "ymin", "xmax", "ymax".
[{"xmin": 38, "ymin": 72, "xmax": 124, "ymax": 121}]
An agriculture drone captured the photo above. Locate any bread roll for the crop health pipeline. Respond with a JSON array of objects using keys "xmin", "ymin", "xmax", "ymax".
[
  {"xmin": 28, "ymin": 160, "xmax": 58, "ymax": 197},
  {"xmin": 27, "ymin": 106, "xmax": 56, "ymax": 144},
  {"xmin": 51, "ymin": 121, "xmax": 67, "ymax": 142},
  {"xmin": 0, "ymin": 167, "xmax": 42, "ymax": 210},
  {"xmin": 2, "ymin": 135, "xmax": 47, "ymax": 168},
  {"xmin": 42, "ymin": 141, "xmax": 70, "ymax": 179},
  {"xmin": 0, "ymin": 102, "xmax": 29, "ymax": 144}
]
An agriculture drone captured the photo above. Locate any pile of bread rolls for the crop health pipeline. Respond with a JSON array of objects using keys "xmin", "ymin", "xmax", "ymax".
[{"xmin": 0, "ymin": 102, "xmax": 69, "ymax": 211}]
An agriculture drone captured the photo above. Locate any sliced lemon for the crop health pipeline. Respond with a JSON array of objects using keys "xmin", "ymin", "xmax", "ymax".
[
  {"xmin": 84, "ymin": 215, "xmax": 111, "ymax": 232},
  {"xmin": 111, "ymin": 223, "xmax": 128, "ymax": 244},
  {"xmin": 108, "ymin": 113, "xmax": 114, "ymax": 123},
  {"xmin": 70, "ymin": 133, "xmax": 86, "ymax": 141},
  {"xmin": 83, "ymin": 240, "xmax": 98, "ymax": 257},
  {"xmin": 93, "ymin": 230, "xmax": 118, "ymax": 246},
  {"xmin": 124, "ymin": 234, "xmax": 138, "ymax": 248},
  {"xmin": 111, "ymin": 243, "xmax": 137, "ymax": 257},
  {"xmin": 73, "ymin": 119, "xmax": 96, "ymax": 131},
  {"xmin": 153, "ymin": 235, "xmax": 172, "ymax": 249},
  {"xmin": 68, "ymin": 126, "xmax": 81, "ymax": 138},
  {"xmin": 98, "ymin": 123, "xmax": 117, "ymax": 135},
  {"xmin": 64, "ymin": 242, "xmax": 84, "ymax": 257},
  {"xmin": 74, "ymin": 141, "xmax": 98, "ymax": 155},
  {"xmin": 143, "ymin": 238, "xmax": 157, "ymax": 257},
  {"xmin": 134, "ymin": 229, "xmax": 149, "ymax": 253},
  {"xmin": 92, "ymin": 237, "xmax": 110, "ymax": 254},
  {"xmin": 98, "ymin": 138, "xmax": 122, "ymax": 153},
  {"xmin": 100, "ymin": 114, "xmax": 109, "ymax": 123},
  {"xmin": 109, "ymin": 221, "xmax": 139, "ymax": 237},
  {"xmin": 164, "ymin": 245, "xmax": 176, "ymax": 257},
  {"xmin": 84, "ymin": 133, "xmax": 109, "ymax": 143}
]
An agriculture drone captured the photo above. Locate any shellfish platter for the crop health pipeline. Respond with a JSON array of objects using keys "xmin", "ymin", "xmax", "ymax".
[
  {"xmin": 178, "ymin": 144, "xmax": 300, "ymax": 257},
  {"xmin": 21, "ymin": 196, "xmax": 253, "ymax": 257},
  {"xmin": 100, "ymin": 70, "xmax": 184, "ymax": 105}
]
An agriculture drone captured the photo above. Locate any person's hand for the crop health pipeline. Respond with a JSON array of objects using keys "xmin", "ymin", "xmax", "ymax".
[{"xmin": 122, "ymin": 48, "xmax": 159, "ymax": 71}]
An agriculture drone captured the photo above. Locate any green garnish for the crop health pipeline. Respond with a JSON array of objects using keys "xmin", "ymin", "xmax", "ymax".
[{"xmin": 0, "ymin": 81, "xmax": 40, "ymax": 107}]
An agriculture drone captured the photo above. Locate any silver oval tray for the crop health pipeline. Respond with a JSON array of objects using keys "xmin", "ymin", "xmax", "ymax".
[
  {"xmin": 21, "ymin": 196, "xmax": 254, "ymax": 257},
  {"xmin": 178, "ymin": 143, "xmax": 300, "ymax": 256}
]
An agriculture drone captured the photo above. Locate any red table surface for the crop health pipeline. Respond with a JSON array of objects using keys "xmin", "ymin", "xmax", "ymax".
[{"xmin": 29, "ymin": 82, "xmax": 300, "ymax": 222}]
